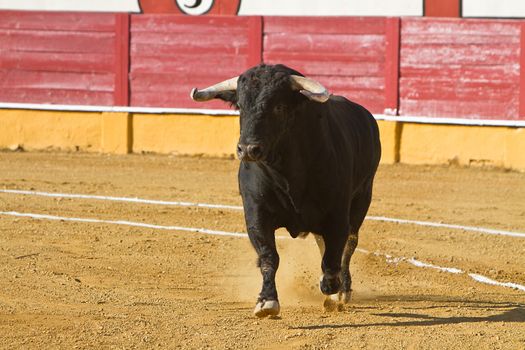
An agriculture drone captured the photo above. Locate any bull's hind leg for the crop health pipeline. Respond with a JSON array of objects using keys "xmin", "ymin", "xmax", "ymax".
[
  {"xmin": 340, "ymin": 182, "xmax": 373, "ymax": 305},
  {"xmin": 314, "ymin": 233, "xmax": 347, "ymax": 312},
  {"xmin": 339, "ymin": 233, "xmax": 358, "ymax": 304}
]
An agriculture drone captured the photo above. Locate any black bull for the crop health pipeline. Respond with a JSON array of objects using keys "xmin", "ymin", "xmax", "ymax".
[{"xmin": 191, "ymin": 64, "xmax": 381, "ymax": 317}]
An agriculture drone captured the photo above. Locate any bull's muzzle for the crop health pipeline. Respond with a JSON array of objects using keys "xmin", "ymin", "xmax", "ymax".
[{"xmin": 237, "ymin": 143, "xmax": 263, "ymax": 162}]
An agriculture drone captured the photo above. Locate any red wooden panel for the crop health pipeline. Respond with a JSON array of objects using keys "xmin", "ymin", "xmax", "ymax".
[
  {"xmin": 263, "ymin": 54, "xmax": 385, "ymax": 77},
  {"xmin": 0, "ymin": 51, "xmax": 114, "ymax": 73},
  {"xmin": 0, "ymin": 29, "xmax": 115, "ymax": 54},
  {"xmin": 0, "ymin": 10, "xmax": 120, "ymax": 106},
  {"xmin": 0, "ymin": 70, "xmax": 114, "ymax": 91},
  {"xmin": 129, "ymin": 14, "xmax": 256, "ymax": 108},
  {"xmin": 131, "ymin": 54, "xmax": 248, "ymax": 75},
  {"xmin": 131, "ymin": 32, "xmax": 248, "ymax": 54},
  {"xmin": 263, "ymin": 17, "xmax": 389, "ymax": 113},
  {"xmin": 131, "ymin": 14, "xmax": 248, "ymax": 33},
  {"xmin": 402, "ymin": 65, "xmax": 520, "ymax": 81},
  {"xmin": 402, "ymin": 18, "xmax": 521, "ymax": 36},
  {"xmin": 264, "ymin": 17, "xmax": 386, "ymax": 35},
  {"xmin": 400, "ymin": 78, "xmax": 518, "ymax": 102},
  {"xmin": 401, "ymin": 44, "xmax": 519, "ymax": 66},
  {"xmin": 399, "ymin": 18, "xmax": 522, "ymax": 119},
  {"xmin": 424, "ymin": 0, "xmax": 461, "ymax": 17},
  {"xmin": 0, "ymin": 11, "xmax": 116, "ymax": 32},
  {"xmin": 400, "ymin": 99, "xmax": 519, "ymax": 120},
  {"xmin": 264, "ymin": 34, "xmax": 385, "ymax": 55},
  {"xmin": 264, "ymin": 51, "xmax": 383, "ymax": 64},
  {"xmin": 0, "ymin": 88, "xmax": 114, "ymax": 105},
  {"xmin": 402, "ymin": 33, "xmax": 520, "ymax": 45},
  {"xmin": 131, "ymin": 43, "xmax": 248, "ymax": 58}
]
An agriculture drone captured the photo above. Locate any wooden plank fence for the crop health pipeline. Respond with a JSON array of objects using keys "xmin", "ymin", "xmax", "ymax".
[{"xmin": 0, "ymin": 11, "xmax": 524, "ymax": 121}]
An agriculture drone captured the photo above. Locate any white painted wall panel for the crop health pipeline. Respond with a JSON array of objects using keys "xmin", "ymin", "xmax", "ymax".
[
  {"xmin": 463, "ymin": 0, "xmax": 525, "ymax": 18},
  {"xmin": 0, "ymin": 0, "xmax": 141, "ymax": 13},
  {"xmin": 238, "ymin": 0, "xmax": 423, "ymax": 16}
]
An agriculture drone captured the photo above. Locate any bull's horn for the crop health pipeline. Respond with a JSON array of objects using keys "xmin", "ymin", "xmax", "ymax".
[
  {"xmin": 290, "ymin": 75, "xmax": 330, "ymax": 103},
  {"xmin": 190, "ymin": 76, "xmax": 239, "ymax": 101}
]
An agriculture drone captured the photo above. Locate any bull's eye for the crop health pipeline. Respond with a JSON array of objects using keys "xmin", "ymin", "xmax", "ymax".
[{"xmin": 273, "ymin": 104, "xmax": 286, "ymax": 115}]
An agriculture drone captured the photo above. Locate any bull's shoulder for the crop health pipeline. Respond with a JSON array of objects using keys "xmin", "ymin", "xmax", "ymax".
[{"xmin": 322, "ymin": 95, "xmax": 377, "ymax": 131}]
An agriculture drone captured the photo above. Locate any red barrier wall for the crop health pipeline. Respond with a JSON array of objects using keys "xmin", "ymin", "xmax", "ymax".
[
  {"xmin": 0, "ymin": 11, "xmax": 125, "ymax": 105},
  {"xmin": 129, "ymin": 15, "xmax": 261, "ymax": 109},
  {"xmin": 1, "ymin": 11, "xmax": 524, "ymax": 122},
  {"xmin": 399, "ymin": 18, "xmax": 522, "ymax": 120}
]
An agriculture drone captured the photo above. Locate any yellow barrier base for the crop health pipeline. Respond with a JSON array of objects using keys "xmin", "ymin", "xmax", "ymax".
[{"xmin": 0, "ymin": 109, "xmax": 523, "ymax": 171}]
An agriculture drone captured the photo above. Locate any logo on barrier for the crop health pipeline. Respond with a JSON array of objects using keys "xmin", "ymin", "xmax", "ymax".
[
  {"xmin": 139, "ymin": 0, "xmax": 241, "ymax": 15},
  {"xmin": 176, "ymin": 0, "xmax": 214, "ymax": 15}
]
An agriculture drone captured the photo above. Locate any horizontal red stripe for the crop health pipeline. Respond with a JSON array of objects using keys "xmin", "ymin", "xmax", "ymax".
[
  {"xmin": 264, "ymin": 33, "xmax": 385, "ymax": 55},
  {"xmin": 0, "ymin": 87, "xmax": 114, "ymax": 105},
  {"xmin": 264, "ymin": 17, "xmax": 386, "ymax": 35},
  {"xmin": 400, "ymin": 99, "xmax": 519, "ymax": 119},
  {"xmin": 130, "ymin": 55, "xmax": 248, "ymax": 75},
  {"xmin": 0, "ymin": 51, "xmax": 114, "ymax": 73},
  {"xmin": 0, "ymin": 29, "xmax": 115, "ymax": 54},
  {"xmin": 0, "ymin": 11, "xmax": 116, "ymax": 32},
  {"xmin": 402, "ymin": 18, "xmax": 520, "ymax": 36},
  {"xmin": 131, "ymin": 15, "xmax": 253, "ymax": 32},
  {"xmin": 0, "ymin": 69, "xmax": 114, "ymax": 91}
]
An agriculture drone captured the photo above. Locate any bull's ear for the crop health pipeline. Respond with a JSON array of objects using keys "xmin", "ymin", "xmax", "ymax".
[{"xmin": 190, "ymin": 76, "xmax": 239, "ymax": 104}]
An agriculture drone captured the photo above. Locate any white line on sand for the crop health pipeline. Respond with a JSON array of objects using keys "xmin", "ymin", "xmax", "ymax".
[
  {"xmin": 0, "ymin": 189, "xmax": 244, "ymax": 210},
  {"xmin": 1, "ymin": 210, "xmax": 524, "ymax": 293},
  {"xmin": 1, "ymin": 210, "xmax": 248, "ymax": 238},
  {"xmin": 1, "ymin": 189, "xmax": 524, "ymax": 238},
  {"xmin": 357, "ymin": 248, "xmax": 525, "ymax": 292}
]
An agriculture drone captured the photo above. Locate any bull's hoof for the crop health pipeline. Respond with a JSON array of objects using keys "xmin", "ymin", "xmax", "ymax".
[
  {"xmin": 340, "ymin": 290, "xmax": 352, "ymax": 304},
  {"xmin": 254, "ymin": 299, "xmax": 280, "ymax": 318},
  {"xmin": 323, "ymin": 294, "xmax": 340, "ymax": 312},
  {"xmin": 320, "ymin": 275, "xmax": 341, "ymax": 295}
]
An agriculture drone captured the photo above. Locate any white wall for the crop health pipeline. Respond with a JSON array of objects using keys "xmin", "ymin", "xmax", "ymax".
[
  {"xmin": 0, "ymin": 0, "xmax": 141, "ymax": 12},
  {"xmin": 463, "ymin": 0, "xmax": 525, "ymax": 18},
  {"xmin": 238, "ymin": 0, "xmax": 423, "ymax": 16}
]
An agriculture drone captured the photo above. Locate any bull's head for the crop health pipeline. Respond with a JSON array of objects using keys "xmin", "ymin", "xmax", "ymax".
[{"xmin": 190, "ymin": 64, "xmax": 330, "ymax": 162}]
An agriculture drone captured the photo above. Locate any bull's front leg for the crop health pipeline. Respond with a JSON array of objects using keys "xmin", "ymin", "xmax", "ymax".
[{"xmin": 248, "ymin": 226, "xmax": 280, "ymax": 318}]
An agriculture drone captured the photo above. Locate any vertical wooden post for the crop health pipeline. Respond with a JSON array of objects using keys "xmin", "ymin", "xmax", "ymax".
[
  {"xmin": 519, "ymin": 22, "xmax": 525, "ymax": 119},
  {"xmin": 101, "ymin": 112, "xmax": 132, "ymax": 154},
  {"xmin": 384, "ymin": 17, "xmax": 400, "ymax": 116},
  {"xmin": 424, "ymin": 0, "xmax": 461, "ymax": 17},
  {"xmin": 247, "ymin": 16, "xmax": 263, "ymax": 68},
  {"xmin": 114, "ymin": 13, "xmax": 130, "ymax": 106}
]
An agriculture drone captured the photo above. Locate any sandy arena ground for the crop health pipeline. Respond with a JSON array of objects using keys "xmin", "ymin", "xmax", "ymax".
[{"xmin": 0, "ymin": 151, "xmax": 524, "ymax": 349}]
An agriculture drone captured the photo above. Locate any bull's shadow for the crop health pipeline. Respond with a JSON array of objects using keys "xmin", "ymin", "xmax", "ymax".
[{"xmin": 291, "ymin": 296, "xmax": 525, "ymax": 330}]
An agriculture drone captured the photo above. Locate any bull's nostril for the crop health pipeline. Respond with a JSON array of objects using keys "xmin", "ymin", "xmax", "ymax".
[
  {"xmin": 237, "ymin": 144, "xmax": 247, "ymax": 160},
  {"xmin": 247, "ymin": 144, "xmax": 263, "ymax": 160}
]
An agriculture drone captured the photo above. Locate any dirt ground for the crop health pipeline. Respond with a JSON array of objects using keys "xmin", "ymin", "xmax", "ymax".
[{"xmin": 0, "ymin": 151, "xmax": 524, "ymax": 349}]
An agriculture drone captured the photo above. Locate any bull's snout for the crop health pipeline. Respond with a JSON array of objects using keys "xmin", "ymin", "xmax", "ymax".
[{"xmin": 237, "ymin": 143, "xmax": 263, "ymax": 162}]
